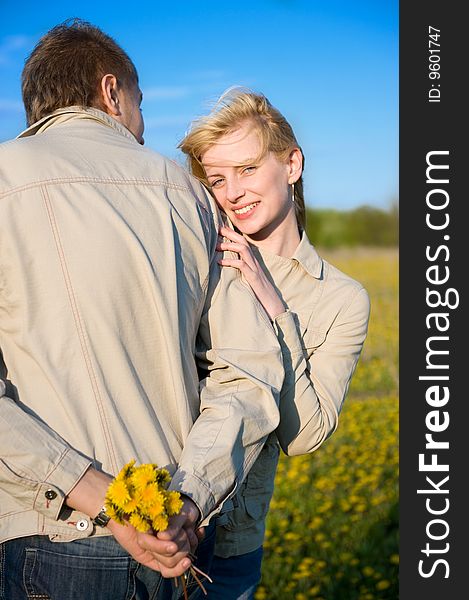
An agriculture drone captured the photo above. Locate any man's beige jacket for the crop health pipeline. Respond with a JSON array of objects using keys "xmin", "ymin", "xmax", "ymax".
[{"xmin": 0, "ymin": 108, "xmax": 284, "ymax": 543}]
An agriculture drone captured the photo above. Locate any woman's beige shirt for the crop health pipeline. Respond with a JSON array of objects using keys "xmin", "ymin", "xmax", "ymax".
[{"xmin": 214, "ymin": 233, "xmax": 370, "ymax": 557}]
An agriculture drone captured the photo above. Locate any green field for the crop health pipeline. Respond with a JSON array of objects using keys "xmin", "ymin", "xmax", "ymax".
[{"xmin": 256, "ymin": 248, "xmax": 399, "ymax": 600}]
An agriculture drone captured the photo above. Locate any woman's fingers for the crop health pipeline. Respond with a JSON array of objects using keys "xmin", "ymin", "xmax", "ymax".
[
  {"xmin": 217, "ymin": 241, "xmax": 252, "ymax": 257},
  {"xmin": 219, "ymin": 226, "xmax": 246, "ymax": 244},
  {"xmin": 217, "ymin": 225, "xmax": 285, "ymax": 319},
  {"xmin": 216, "ymin": 239, "xmax": 258, "ymax": 270},
  {"xmin": 218, "ymin": 257, "xmax": 252, "ymax": 273}
]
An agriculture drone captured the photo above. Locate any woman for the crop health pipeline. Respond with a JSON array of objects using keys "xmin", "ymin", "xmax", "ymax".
[{"xmin": 179, "ymin": 88, "xmax": 370, "ymax": 599}]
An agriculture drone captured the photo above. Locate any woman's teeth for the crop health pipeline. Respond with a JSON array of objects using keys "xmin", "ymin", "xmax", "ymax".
[{"xmin": 234, "ymin": 203, "xmax": 258, "ymax": 215}]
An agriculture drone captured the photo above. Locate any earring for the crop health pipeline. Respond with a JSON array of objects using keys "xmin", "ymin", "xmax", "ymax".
[{"xmin": 291, "ymin": 182, "xmax": 295, "ymax": 203}]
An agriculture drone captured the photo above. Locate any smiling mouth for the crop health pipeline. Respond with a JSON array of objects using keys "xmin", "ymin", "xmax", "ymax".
[{"xmin": 233, "ymin": 202, "xmax": 259, "ymax": 216}]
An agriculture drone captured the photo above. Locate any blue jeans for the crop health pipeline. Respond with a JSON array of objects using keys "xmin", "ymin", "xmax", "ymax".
[
  {"xmin": 0, "ymin": 526, "xmax": 215, "ymax": 600},
  {"xmin": 198, "ymin": 546, "xmax": 263, "ymax": 600}
]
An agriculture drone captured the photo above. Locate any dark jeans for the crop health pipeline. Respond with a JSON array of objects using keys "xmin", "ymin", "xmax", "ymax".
[
  {"xmin": 0, "ymin": 525, "xmax": 215, "ymax": 600},
  {"xmin": 193, "ymin": 546, "xmax": 263, "ymax": 600}
]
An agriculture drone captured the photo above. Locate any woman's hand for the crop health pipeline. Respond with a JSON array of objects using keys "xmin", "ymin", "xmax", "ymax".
[{"xmin": 217, "ymin": 226, "xmax": 285, "ymax": 320}]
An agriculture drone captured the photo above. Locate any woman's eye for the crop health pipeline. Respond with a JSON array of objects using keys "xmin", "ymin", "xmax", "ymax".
[
  {"xmin": 210, "ymin": 179, "xmax": 224, "ymax": 188},
  {"xmin": 242, "ymin": 166, "xmax": 256, "ymax": 175}
]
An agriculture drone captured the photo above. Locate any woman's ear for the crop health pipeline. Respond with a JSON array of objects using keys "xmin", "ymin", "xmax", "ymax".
[
  {"xmin": 288, "ymin": 148, "xmax": 303, "ymax": 184},
  {"xmin": 99, "ymin": 74, "xmax": 121, "ymax": 116}
]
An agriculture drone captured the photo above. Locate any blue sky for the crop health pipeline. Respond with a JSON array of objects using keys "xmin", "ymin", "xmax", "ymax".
[{"xmin": 0, "ymin": 0, "xmax": 398, "ymax": 210}]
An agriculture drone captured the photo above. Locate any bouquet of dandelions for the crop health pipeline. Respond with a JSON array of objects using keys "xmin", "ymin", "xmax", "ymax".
[{"xmin": 105, "ymin": 460, "xmax": 212, "ymax": 599}]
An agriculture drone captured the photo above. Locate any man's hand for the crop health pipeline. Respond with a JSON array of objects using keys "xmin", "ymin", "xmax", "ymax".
[
  {"xmin": 125, "ymin": 495, "xmax": 200, "ymax": 577},
  {"xmin": 66, "ymin": 469, "xmax": 201, "ymax": 577},
  {"xmin": 108, "ymin": 519, "xmax": 192, "ymax": 577},
  {"xmin": 157, "ymin": 496, "xmax": 200, "ymax": 553}
]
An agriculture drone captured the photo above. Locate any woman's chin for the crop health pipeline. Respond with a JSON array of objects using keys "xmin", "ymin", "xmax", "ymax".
[{"xmin": 234, "ymin": 222, "xmax": 262, "ymax": 236}]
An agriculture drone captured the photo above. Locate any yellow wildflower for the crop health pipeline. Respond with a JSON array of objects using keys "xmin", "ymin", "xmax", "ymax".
[
  {"xmin": 104, "ymin": 503, "xmax": 124, "ymax": 525},
  {"xmin": 155, "ymin": 468, "xmax": 171, "ymax": 485},
  {"xmin": 309, "ymin": 585, "xmax": 321, "ymax": 595},
  {"xmin": 151, "ymin": 514, "xmax": 169, "ymax": 532},
  {"xmin": 166, "ymin": 491, "xmax": 183, "ymax": 515},
  {"xmin": 147, "ymin": 501, "xmax": 166, "ymax": 522},
  {"xmin": 130, "ymin": 463, "xmax": 157, "ymax": 489},
  {"xmin": 139, "ymin": 484, "xmax": 163, "ymax": 510},
  {"xmin": 376, "ymin": 580, "xmax": 391, "ymax": 591},
  {"xmin": 115, "ymin": 459, "xmax": 136, "ymax": 481},
  {"xmin": 121, "ymin": 497, "xmax": 139, "ymax": 513},
  {"xmin": 106, "ymin": 479, "xmax": 131, "ymax": 509},
  {"xmin": 129, "ymin": 512, "xmax": 149, "ymax": 532}
]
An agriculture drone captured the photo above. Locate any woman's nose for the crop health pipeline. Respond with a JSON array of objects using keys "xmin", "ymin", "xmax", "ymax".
[{"xmin": 225, "ymin": 178, "xmax": 245, "ymax": 203}]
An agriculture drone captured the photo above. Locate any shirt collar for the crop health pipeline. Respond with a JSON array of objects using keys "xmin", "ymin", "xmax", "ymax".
[
  {"xmin": 292, "ymin": 230, "xmax": 323, "ymax": 279},
  {"xmin": 17, "ymin": 106, "xmax": 138, "ymax": 143}
]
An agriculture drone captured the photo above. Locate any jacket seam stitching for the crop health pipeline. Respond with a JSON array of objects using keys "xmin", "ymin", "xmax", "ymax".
[
  {"xmin": 40, "ymin": 185, "xmax": 118, "ymax": 473},
  {"xmin": 0, "ymin": 177, "xmax": 191, "ymax": 199},
  {"xmin": 303, "ymin": 263, "xmax": 328, "ymax": 334},
  {"xmin": 340, "ymin": 285, "xmax": 367, "ymax": 318}
]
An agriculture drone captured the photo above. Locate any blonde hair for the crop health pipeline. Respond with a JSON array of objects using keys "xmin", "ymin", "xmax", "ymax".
[{"xmin": 179, "ymin": 87, "xmax": 306, "ymax": 229}]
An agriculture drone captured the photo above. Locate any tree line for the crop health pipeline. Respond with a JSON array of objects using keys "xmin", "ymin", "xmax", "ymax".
[{"xmin": 304, "ymin": 202, "xmax": 398, "ymax": 248}]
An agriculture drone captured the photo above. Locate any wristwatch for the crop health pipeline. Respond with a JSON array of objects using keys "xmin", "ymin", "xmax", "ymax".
[{"xmin": 92, "ymin": 506, "xmax": 111, "ymax": 528}]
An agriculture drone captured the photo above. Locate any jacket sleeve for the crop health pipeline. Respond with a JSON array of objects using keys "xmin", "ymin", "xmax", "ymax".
[
  {"xmin": 274, "ymin": 286, "xmax": 370, "ymax": 456},
  {"xmin": 0, "ymin": 374, "xmax": 92, "ymax": 520},
  {"xmin": 169, "ymin": 211, "xmax": 284, "ymax": 525}
]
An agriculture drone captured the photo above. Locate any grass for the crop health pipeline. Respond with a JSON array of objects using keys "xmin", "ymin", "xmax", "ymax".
[{"xmin": 255, "ymin": 247, "xmax": 399, "ymax": 600}]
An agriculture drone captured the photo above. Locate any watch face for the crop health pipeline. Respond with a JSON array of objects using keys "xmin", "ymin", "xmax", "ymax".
[{"xmin": 92, "ymin": 508, "xmax": 111, "ymax": 527}]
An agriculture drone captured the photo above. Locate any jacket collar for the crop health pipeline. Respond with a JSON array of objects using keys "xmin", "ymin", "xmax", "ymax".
[
  {"xmin": 291, "ymin": 231, "xmax": 323, "ymax": 279},
  {"xmin": 252, "ymin": 229, "xmax": 323, "ymax": 280},
  {"xmin": 17, "ymin": 106, "xmax": 138, "ymax": 143}
]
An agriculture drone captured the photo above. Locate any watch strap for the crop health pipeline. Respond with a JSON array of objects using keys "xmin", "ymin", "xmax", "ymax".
[{"xmin": 92, "ymin": 506, "xmax": 111, "ymax": 528}]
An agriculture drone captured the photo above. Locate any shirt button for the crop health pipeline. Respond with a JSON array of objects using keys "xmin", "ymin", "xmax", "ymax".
[
  {"xmin": 76, "ymin": 519, "xmax": 89, "ymax": 531},
  {"xmin": 45, "ymin": 489, "xmax": 57, "ymax": 500}
]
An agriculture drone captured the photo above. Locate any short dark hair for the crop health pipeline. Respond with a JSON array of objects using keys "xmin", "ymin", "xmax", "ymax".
[{"xmin": 22, "ymin": 18, "xmax": 138, "ymax": 125}]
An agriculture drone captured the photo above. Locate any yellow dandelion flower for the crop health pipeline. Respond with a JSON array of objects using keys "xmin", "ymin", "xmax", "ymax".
[
  {"xmin": 166, "ymin": 491, "xmax": 183, "ymax": 515},
  {"xmin": 151, "ymin": 514, "xmax": 169, "ymax": 532},
  {"xmin": 115, "ymin": 459, "xmax": 136, "ymax": 481},
  {"xmin": 376, "ymin": 580, "xmax": 391, "ymax": 591},
  {"xmin": 309, "ymin": 585, "xmax": 321, "ymax": 596},
  {"xmin": 255, "ymin": 587, "xmax": 267, "ymax": 600},
  {"xmin": 106, "ymin": 479, "xmax": 131, "ymax": 509},
  {"xmin": 121, "ymin": 497, "xmax": 139, "ymax": 513},
  {"xmin": 308, "ymin": 516, "xmax": 323, "ymax": 529},
  {"xmin": 129, "ymin": 512, "xmax": 149, "ymax": 532},
  {"xmin": 139, "ymin": 484, "xmax": 162, "ymax": 509},
  {"xmin": 105, "ymin": 503, "xmax": 125, "ymax": 525},
  {"xmin": 389, "ymin": 554, "xmax": 399, "ymax": 564},
  {"xmin": 130, "ymin": 464, "xmax": 156, "ymax": 489},
  {"xmin": 362, "ymin": 566, "xmax": 374, "ymax": 577},
  {"xmin": 155, "ymin": 468, "xmax": 171, "ymax": 485},
  {"xmin": 147, "ymin": 500, "xmax": 166, "ymax": 522}
]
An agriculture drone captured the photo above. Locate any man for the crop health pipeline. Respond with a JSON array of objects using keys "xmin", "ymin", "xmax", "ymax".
[{"xmin": 0, "ymin": 20, "xmax": 284, "ymax": 599}]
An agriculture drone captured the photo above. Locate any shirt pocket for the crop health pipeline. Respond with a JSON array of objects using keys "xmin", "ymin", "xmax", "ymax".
[
  {"xmin": 303, "ymin": 327, "xmax": 327, "ymax": 356},
  {"xmin": 220, "ymin": 441, "xmax": 280, "ymax": 531}
]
